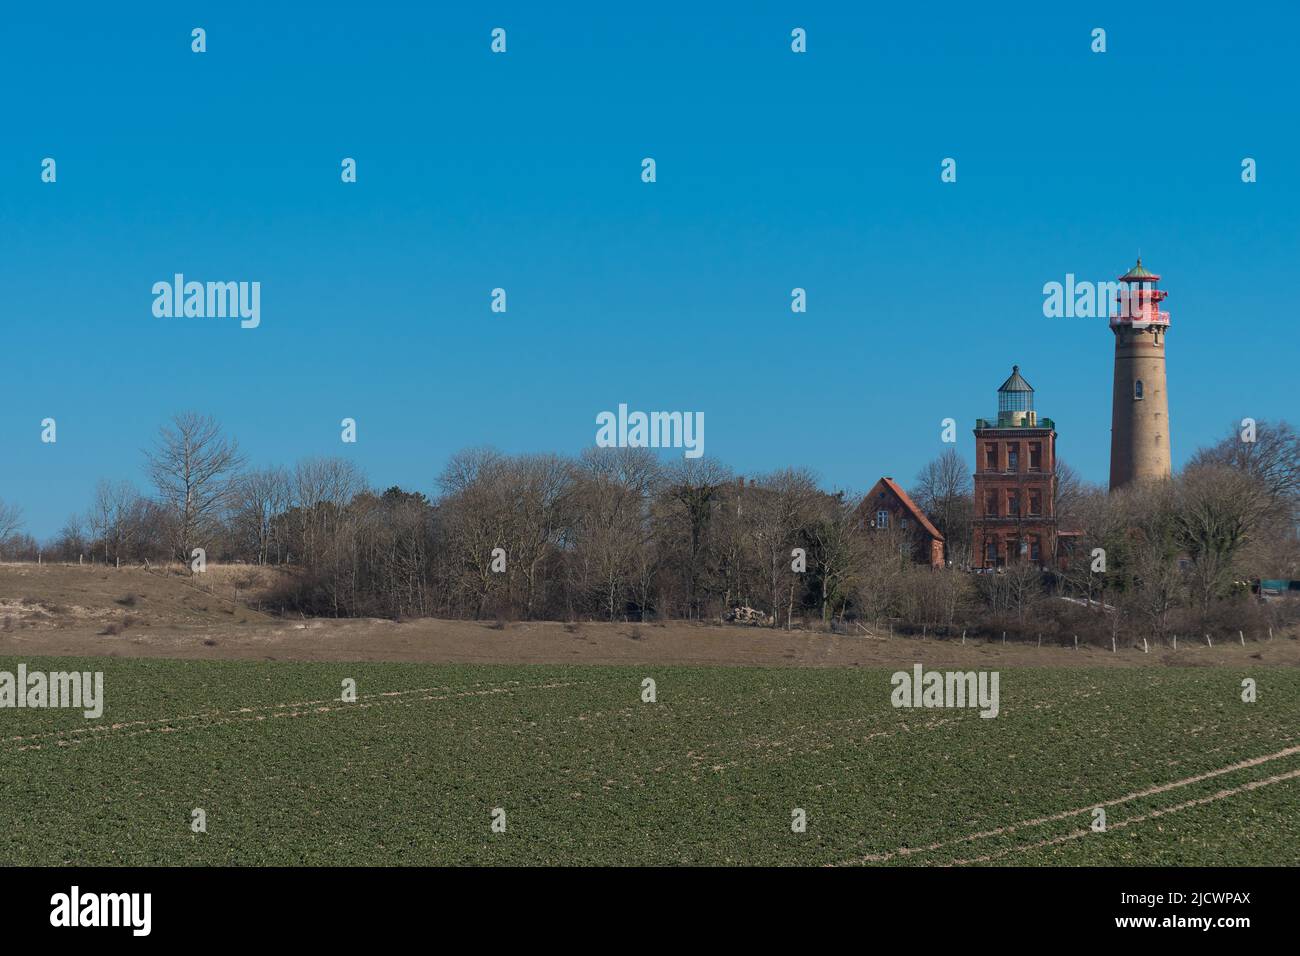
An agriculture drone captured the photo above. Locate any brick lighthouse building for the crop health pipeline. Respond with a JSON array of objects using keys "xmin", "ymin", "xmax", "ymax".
[
  {"xmin": 972, "ymin": 367, "xmax": 1058, "ymax": 568},
  {"xmin": 1109, "ymin": 258, "xmax": 1172, "ymax": 489}
]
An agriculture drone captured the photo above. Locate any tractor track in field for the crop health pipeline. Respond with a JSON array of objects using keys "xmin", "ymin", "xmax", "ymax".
[
  {"xmin": 1, "ymin": 679, "xmax": 588, "ymax": 752},
  {"xmin": 948, "ymin": 766, "xmax": 1300, "ymax": 865},
  {"xmin": 830, "ymin": 742, "xmax": 1300, "ymax": 866}
]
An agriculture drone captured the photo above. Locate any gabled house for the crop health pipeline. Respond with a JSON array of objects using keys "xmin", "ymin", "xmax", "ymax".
[{"xmin": 858, "ymin": 477, "xmax": 945, "ymax": 568}]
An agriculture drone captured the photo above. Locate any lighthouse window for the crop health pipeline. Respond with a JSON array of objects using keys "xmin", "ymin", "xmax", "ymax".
[{"xmin": 1134, "ymin": 379, "xmax": 1144, "ymax": 400}]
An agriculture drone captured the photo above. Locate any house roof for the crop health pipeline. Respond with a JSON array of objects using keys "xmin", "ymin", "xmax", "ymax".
[{"xmin": 869, "ymin": 477, "xmax": 945, "ymax": 542}]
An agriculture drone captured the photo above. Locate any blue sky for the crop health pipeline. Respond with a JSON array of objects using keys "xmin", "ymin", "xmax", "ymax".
[{"xmin": 2, "ymin": 1, "xmax": 1297, "ymax": 538}]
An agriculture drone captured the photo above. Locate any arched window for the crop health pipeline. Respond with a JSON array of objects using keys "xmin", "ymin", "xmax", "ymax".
[{"xmin": 1134, "ymin": 379, "xmax": 1144, "ymax": 400}]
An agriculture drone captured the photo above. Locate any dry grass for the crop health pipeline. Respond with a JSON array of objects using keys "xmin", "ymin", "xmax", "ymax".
[
  {"xmin": 0, "ymin": 562, "xmax": 279, "ymax": 631},
  {"xmin": 1, "ymin": 562, "xmax": 1297, "ymax": 668}
]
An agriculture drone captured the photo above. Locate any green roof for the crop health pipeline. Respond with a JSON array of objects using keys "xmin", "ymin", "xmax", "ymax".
[{"xmin": 1119, "ymin": 257, "xmax": 1158, "ymax": 281}]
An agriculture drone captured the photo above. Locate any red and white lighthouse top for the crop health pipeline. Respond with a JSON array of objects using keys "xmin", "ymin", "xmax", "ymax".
[{"xmin": 1112, "ymin": 257, "xmax": 1170, "ymax": 329}]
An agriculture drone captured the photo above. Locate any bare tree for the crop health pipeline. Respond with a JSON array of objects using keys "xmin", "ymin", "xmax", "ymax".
[
  {"xmin": 850, "ymin": 521, "xmax": 912, "ymax": 628},
  {"xmin": 806, "ymin": 490, "xmax": 866, "ymax": 623},
  {"xmin": 659, "ymin": 458, "xmax": 733, "ymax": 619},
  {"xmin": 912, "ymin": 448, "xmax": 973, "ymax": 558},
  {"xmin": 1059, "ymin": 487, "xmax": 1127, "ymax": 611},
  {"xmin": 437, "ymin": 449, "xmax": 515, "ymax": 619},
  {"xmin": 1003, "ymin": 559, "xmax": 1043, "ymax": 624},
  {"xmin": 53, "ymin": 513, "xmax": 89, "ymax": 562},
  {"xmin": 1173, "ymin": 464, "xmax": 1273, "ymax": 620},
  {"xmin": 232, "ymin": 467, "xmax": 291, "ymax": 565},
  {"xmin": 1120, "ymin": 479, "xmax": 1182, "ymax": 640},
  {"xmin": 747, "ymin": 469, "xmax": 820, "ymax": 628},
  {"xmin": 1053, "ymin": 459, "xmax": 1088, "ymax": 530},
  {"xmin": 508, "ymin": 455, "xmax": 574, "ymax": 618},
  {"xmin": 289, "ymin": 457, "xmax": 368, "ymax": 614},
  {"xmin": 145, "ymin": 412, "xmax": 246, "ymax": 563},
  {"xmin": 570, "ymin": 448, "xmax": 661, "ymax": 621},
  {"xmin": 1188, "ymin": 419, "xmax": 1300, "ymax": 513},
  {"xmin": 89, "ymin": 479, "xmax": 145, "ymax": 564},
  {"xmin": 0, "ymin": 499, "xmax": 23, "ymax": 558}
]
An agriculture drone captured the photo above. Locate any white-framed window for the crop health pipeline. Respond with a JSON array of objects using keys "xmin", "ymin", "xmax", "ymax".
[
  {"xmin": 876, "ymin": 510, "xmax": 889, "ymax": 529},
  {"xmin": 1134, "ymin": 379, "xmax": 1144, "ymax": 400}
]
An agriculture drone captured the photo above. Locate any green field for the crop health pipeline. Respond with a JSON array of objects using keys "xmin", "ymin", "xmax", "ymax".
[{"xmin": 1, "ymin": 655, "xmax": 1297, "ymax": 866}]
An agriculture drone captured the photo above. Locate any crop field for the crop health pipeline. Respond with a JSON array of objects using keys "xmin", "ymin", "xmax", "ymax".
[{"xmin": 1, "ymin": 655, "xmax": 1297, "ymax": 866}]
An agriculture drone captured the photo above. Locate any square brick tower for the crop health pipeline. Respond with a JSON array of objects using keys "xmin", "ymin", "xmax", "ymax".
[{"xmin": 972, "ymin": 366, "xmax": 1058, "ymax": 568}]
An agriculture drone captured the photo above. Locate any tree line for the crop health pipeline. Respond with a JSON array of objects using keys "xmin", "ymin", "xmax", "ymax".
[{"xmin": 2, "ymin": 412, "xmax": 1297, "ymax": 640}]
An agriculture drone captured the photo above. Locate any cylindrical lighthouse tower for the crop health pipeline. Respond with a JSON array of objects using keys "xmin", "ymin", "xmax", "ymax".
[{"xmin": 1109, "ymin": 258, "xmax": 1172, "ymax": 490}]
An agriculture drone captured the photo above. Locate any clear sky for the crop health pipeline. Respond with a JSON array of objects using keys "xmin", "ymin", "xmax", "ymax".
[{"xmin": 2, "ymin": 1, "xmax": 1297, "ymax": 539}]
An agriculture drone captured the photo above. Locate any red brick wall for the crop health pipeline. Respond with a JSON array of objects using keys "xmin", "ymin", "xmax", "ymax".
[
  {"xmin": 860, "ymin": 482, "xmax": 945, "ymax": 568},
  {"xmin": 971, "ymin": 427, "xmax": 1058, "ymax": 569}
]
